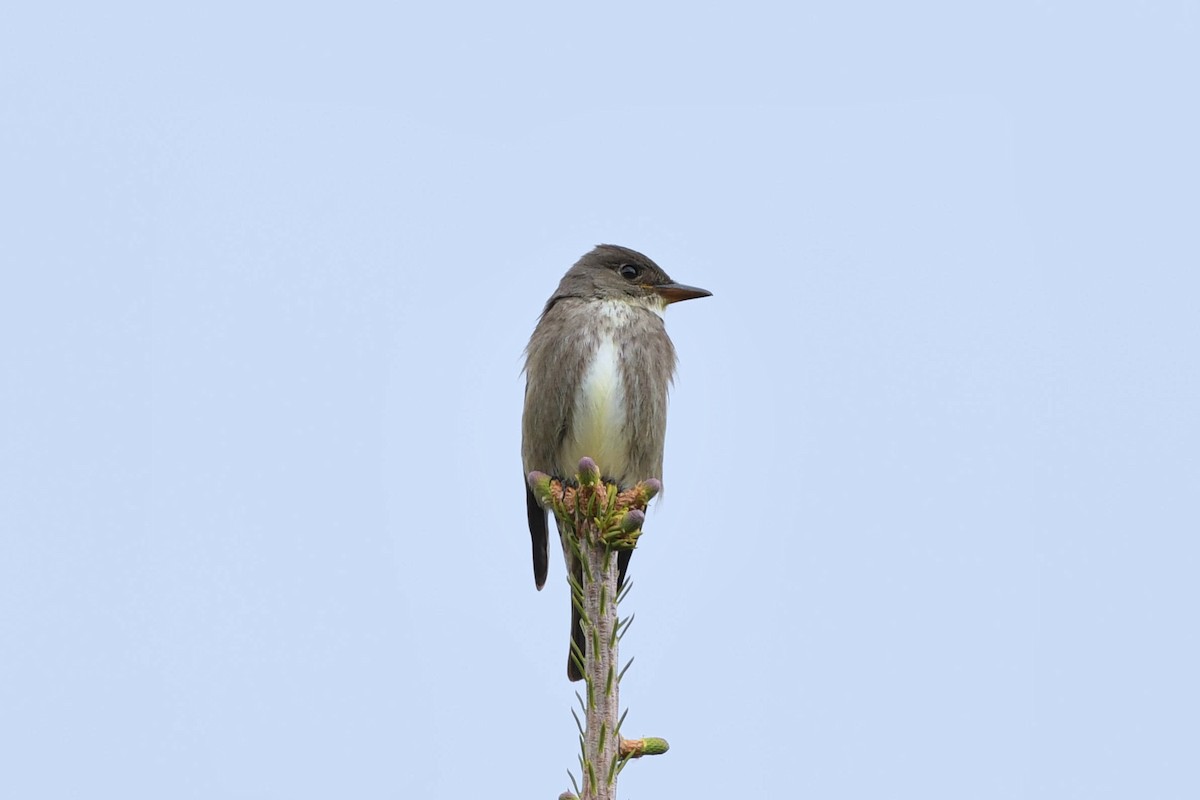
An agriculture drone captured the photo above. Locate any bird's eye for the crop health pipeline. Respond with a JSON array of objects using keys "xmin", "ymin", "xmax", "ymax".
[{"xmin": 618, "ymin": 264, "xmax": 640, "ymax": 280}]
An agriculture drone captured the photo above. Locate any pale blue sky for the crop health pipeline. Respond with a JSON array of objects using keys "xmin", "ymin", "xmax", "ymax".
[{"xmin": 2, "ymin": 3, "xmax": 1197, "ymax": 798}]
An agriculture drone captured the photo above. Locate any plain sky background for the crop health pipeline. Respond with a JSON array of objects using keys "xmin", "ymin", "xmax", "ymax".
[{"xmin": 2, "ymin": 2, "xmax": 1197, "ymax": 798}]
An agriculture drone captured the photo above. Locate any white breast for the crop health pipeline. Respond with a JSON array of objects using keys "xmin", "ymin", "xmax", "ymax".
[
  {"xmin": 563, "ymin": 299, "xmax": 661, "ymax": 481},
  {"xmin": 568, "ymin": 332, "xmax": 628, "ymax": 480}
]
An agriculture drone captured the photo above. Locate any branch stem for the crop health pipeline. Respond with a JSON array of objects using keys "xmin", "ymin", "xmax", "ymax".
[{"xmin": 580, "ymin": 522, "xmax": 620, "ymax": 800}]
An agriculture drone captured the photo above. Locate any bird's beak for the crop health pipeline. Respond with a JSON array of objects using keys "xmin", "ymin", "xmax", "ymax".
[{"xmin": 653, "ymin": 282, "xmax": 712, "ymax": 304}]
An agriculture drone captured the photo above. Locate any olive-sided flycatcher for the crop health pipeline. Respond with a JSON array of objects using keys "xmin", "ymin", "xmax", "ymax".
[{"xmin": 522, "ymin": 244, "xmax": 711, "ymax": 681}]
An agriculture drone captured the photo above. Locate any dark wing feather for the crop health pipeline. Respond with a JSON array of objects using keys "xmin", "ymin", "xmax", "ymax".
[{"xmin": 527, "ymin": 483, "xmax": 549, "ymax": 590}]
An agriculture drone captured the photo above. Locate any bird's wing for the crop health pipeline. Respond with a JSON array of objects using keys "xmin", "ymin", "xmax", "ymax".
[{"xmin": 521, "ymin": 299, "xmax": 586, "ymax": 589}]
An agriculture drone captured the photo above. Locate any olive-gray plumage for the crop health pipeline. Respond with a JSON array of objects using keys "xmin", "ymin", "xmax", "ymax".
[{"xmin": 522, "ymin": 244, "xmax": 710, "ymax": 681}]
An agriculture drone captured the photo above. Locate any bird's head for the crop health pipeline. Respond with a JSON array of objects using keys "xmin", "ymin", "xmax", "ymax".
[{"xmin": 561, "ymin": 244, "xmax": 712, "ymax": 311}]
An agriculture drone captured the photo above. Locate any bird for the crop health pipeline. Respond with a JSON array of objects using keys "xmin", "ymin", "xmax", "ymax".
[{"xmin": 521, "ymin": 244, "xmax": 711, "ymax": 681}]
